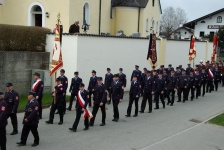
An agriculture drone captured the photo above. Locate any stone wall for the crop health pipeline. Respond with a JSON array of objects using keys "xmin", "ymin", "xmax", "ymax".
[{"xmin": 0, "ymin": 51, "xmax": 50, "ymax": 94}]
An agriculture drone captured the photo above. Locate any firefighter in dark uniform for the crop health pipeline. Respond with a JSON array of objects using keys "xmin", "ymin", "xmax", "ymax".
[
  {"xmin": 140, "ymin": 68, "xmax": 147, "ymax": 96},
  {"xmin": 88, "ymin": 70, "xmax": 98, "ymax": 107},
  {"xmin": 111, "ymin": 74, "xmax": 124, "ymax": 122},
  {"xmin": 58, "ymin": 69, "xmax": 68, "ymax": 114},
  {"xmin": 200, "ymin": 68, "xmax": 208, "ymax": 97},
  {"xmin": 152, "ymin": 72, "xmax": 165, "ymax": 109},
  {"xmin": 90, "ymin": 77, "xmax": 107, "ymax": 126},
  {"xmin": 32, "ymin": 72, "xmax": 44, "ymax": 119},
  {"xmin": 162, "ymin": 69, "xmax": 168, "ymax": 100},
  {"xmin": 131, "ymin": 65, "xmax": 142, "ymax": 81},
  {"xmin": 177, "ymin": 70, "xmax": 189, "ymax": 103},
  {"xmin": 0, "ymin": 92, "xmax": 7, "ymax": 150},
  {"xmin": 186, "ymin": 64, "xmax": 194, "ymax": 75},
  {"xmin": 118, "ymin": 68, "xmax": 126, "ymax": 99},
  {"xmin": 46, "ymin": 78, "xmax": 64, "ymax": 125},
  {"xmin": 126, "ymin": 75, "xmax": 141, "ymax": 117},
  {"xmin": 4, "ymin": 83, "xmax": 19, "ymax": 135},
  {"xmin": 167, "ymin": 64, "xmax": 173, "ymax": 75},
  {"xmin": 194, "ymin": 70, "xmax": 201, "ymax": 99},
  {"xmin": 140, "ymin": 70, "xmax": 153, "ymax": 113},
  {"xmin": 104, "ymin": 68, "xmax": 113, "ymax": 104},
  {"xmin": 67, "ymin": 72, "xmax": 82, "ymax": 111},
  {"xmin": 69, "ymin": 83, "xmax": 89, "ymax": 132},
  {"xmin": 16, "ymin": 91, "xmax": 39, "ymax": 147},
  {"xmin": 166, "ymin": 70, "xmax": 177, "ymax": 106},
  {"xmin": 188, "ymin": 71, "xmax": 195, "ymax": 101},
  {"xmin": 152, "ymin": 70, "xmax": 158, "ymax": 81},
  {"xmin": 214, "ymin": 66, "xmax": 221, "ymax": 91},
  {"xmin": 206, "ymin": 67, "xmax": 214, "ymax": 93}
]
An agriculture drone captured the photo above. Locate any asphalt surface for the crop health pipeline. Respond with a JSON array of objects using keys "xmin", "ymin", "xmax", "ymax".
[{"xmin": 6, "ymin": 85, "xmax": 224, "ymax": 150}]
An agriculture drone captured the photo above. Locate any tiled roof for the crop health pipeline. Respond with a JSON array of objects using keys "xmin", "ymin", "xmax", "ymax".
[{"xmin": 111, "ymin": 0, "xmax": 149, "ymax": 8}]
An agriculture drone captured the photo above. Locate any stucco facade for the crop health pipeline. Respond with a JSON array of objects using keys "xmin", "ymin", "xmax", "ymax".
[{"xmin": 0, "ymin": 0, "xmax": 161, "ymax": 37}]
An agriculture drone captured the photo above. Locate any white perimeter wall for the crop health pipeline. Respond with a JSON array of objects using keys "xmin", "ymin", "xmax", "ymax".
[{"xmin": 46, "ymin": 35, "xmax": 213, "ymax": 93}]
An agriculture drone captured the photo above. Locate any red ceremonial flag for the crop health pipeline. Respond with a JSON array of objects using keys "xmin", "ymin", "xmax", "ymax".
[
  {"xmin": 189, "ymin": 35, "xmax": 196, "ymax": 61},
  {"xmin": 211, "ymin": 35, "xmax": 218, "ymax": 62},
  {"xmin": 147, "ymin": 33, "xmax": 157, "ymax": 69},
  {"xmin": 50, "ymin": 24, "xmax": 63, "ymax": 76}
]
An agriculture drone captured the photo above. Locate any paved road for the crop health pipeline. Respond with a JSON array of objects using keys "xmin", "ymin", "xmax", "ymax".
[{"xmin": 6, "ymin": 86, "xmax": 224, "ymax": 150}]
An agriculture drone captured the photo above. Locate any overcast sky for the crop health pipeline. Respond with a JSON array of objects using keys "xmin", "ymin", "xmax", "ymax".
[{"xmin": 160, "ymin": 0, "xmax": 224, "ymax": 21}]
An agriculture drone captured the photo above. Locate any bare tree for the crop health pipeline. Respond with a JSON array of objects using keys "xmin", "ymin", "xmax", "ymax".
[{"xmin": 160, "ymin": 7, "xmax": 188, "ymax": 38}]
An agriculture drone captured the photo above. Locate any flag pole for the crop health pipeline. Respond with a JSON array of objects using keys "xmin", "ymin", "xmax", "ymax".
[{"xmin": 152, "ymin": 28, "xmax": 155, "ymax": 70}]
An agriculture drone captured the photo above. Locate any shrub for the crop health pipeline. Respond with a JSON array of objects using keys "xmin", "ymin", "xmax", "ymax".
[{"xmin": 0, "ymin": 24, "xmax": 51, "ymax": 52}]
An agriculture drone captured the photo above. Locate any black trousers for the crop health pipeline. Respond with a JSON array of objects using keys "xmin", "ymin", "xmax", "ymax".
[
  {"xmin": 167, "ymin": 89, "xmax": 175, "ymax": 104},
  {"xmin": 63, "ymin": 93, "xmax": 66, "ymax": 112},
  {"xmin": 222, "ymin": 76, "xmax": 224, "ymax": 87},
  {"xmin": 68, "ymin": 92, "xmax": 78, "ymax": 109},
  {"xmin": 112, "ymin": 99, "xmax": 119, "ymax": 119},
  {"xmin": 141, "ymin": 92, "xmax": 152, "ymax": 112},
  {"xmin": 72, "ymin": 110, "xmax": 89, "ymax": 130},
  {"xmin": 127, "ymin": 96, "xmax": 139, "ymax": 115},
  {"xmin": 201, "ymin": 81, "xmax": 207, "ymax": 96},
  {"xmin": 195, "ymin": 85, "xmax": 200, "ymax": 98},
  {"xmin": 7, "ymin": 113, "xmax": 18, "ymax": 132},
  {"xmin": 178, "ymin": 88, "xmax": 188, "ymax": 102},
  {"xmin": 21, "ymin": 125, "xmax": 39, "ymax": 144},
  {"xmin": 90, "ymin": 103, "xmax": 106, "ymax": 124},
  {"xmin": 189, "ymin": 87, "xmax": 195, "ymax": 100},
  {"xmin": 49, "ymin": 103, "xmax": 63, "ymax": 122},
  {"xmin": 154, "ymin": 92, "xmax": 165, "ymax": 108},
  {"xmin": 0, "ymin": 127, "xmax": 6, "ymax": 150},
  {"xmin": 214, "ymin": 80, "xmax": 219, "ymax": 91},
  {"xmin": 206, "ymin": 80, "xmax": 213, "ymax": 92},
  {"xmin": 89, "ymin": 91, "xmax": 94, "ymax": 107},
  {"xmin": 38, "ymin": 97, "xmax": 42, "ymax": 119}
]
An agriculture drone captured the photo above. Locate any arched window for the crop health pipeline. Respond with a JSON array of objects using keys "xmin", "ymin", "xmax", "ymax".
[
  {"xmin": 152, "ymin": 0, "xmax": 155, "ymax": 7},
  {"xmin": 146, "ymin": 19, "xmax": 149, "ymax": 32},
  {"xmin": 152, "ymin": 19, "xmax": 155, "ymax": 30},
  {"xmin": 156, "ymin": 21, "xmax": 158, "ymax": 33},
  {"xmin": 83, "ymin": 3, "xmax": 90, "ymax": 25},
  {"xmin": 28, "ymin": 2, "xmax": 46, "ymax": 27},
  {"xmin": 217, "ymin": 16, "xmax": 222, "ymax": 23}
]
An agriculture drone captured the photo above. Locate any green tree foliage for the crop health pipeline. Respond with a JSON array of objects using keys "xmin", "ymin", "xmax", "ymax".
[{"xmin": 217, "ymin": 27, "xmax": 224, "ymax": 49}]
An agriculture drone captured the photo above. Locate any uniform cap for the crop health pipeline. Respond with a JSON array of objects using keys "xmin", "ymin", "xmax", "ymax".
[
  {"xmin": 74, "ymin": 71, "xmax": 79, "ymax": 75},
  {"xmin": 92, "ymin": 70, "xmax": 96, "ymax": 73},
  {"xmin": 160, "ymin": 65, "xmax": 164, "ymax": 67},
  {"xmin": 79, "ymin": 83, "xmax": 85, "ymax": 87},
  {"xmin": 113, "ymin": 74, "xmax": 119, "ymax": 77},
  {"xmin": 60, "ymin": 69, "xmax": 65, "ymax": 73},
  {"xmin": 179, "ymin": 65, "xmax": 182, "ymax": 67},
  {"xmin": 33, "ymin": 72, "xmax": 40, "ymax": 76},
  {"xmin": 119, "ymin": 68, "xmax": 123, "ymax": 71},
  {"xmin": 135, "ymin": 65, "xmax": 139, "ymax": 68},
  {"xmin": 143, "ymin": 68, "xmax": 147, "ymax": 70},
  {"xmin": 0, "ymin": 92, "xmax": 4, "ymax": 95},
  {"xmin": 97, "ymin": 77, "xmax": 103, "ymax": 81},
  {"xmin": 176, "ymin": 67, "xmax": 179, "ymax": 69},
  {"xmin": 56, "ymin": 77, "xmax": 61, "ymax": 81},
  {"xmin": 28, "ymin": 91, "xmax": 36, "ymax": 97},
  {"xmin": 168, "ymin": 64, "xmax": 172, "ymax": 66},
  {"xmin": 187, "ymin": 64, "xmax": 191, "ymax": 66},
  {"xmin": 182, "ymin": 69, "xmax": 186, "ymax": 72},
  {"xmin": 6, "ymin": 83, "xmax": 13, "ymax": 87},
  {"xmin": 146, "ymin": 70, "xmax": 151, "ymax": 73},
  {"xmin": 107, "ymin": 68, "xmax": 111, "ymax": 71}
]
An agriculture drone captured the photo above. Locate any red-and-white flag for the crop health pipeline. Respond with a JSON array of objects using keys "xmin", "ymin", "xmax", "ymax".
[
  {"xmin": 50, "ymin": 24, "xmax": 63, "ymax": 76},
  {"xmin": 211, "ymin": 35, "xmax": 218, "ymax": 62},
  {"xmin": 208, "ymin": 69, "xmax": 214, "ymax": 79},
  {"xmin": 189, "ymin": 35, "xmax": 196, "ymax": 61},
  {"xmin": 77, "ymin": 90, "xmax": 93, "ymax": 119}
]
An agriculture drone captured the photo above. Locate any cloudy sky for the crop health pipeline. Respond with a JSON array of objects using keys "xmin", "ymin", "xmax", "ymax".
[{"xmin": 160, "ymin": 0, "xmax": 224, "ymax": 21}]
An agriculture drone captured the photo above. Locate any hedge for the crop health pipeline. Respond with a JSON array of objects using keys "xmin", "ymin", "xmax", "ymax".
[{"xmin": 0, "ymin": 24, "xmax": 51, "ymax": 52}]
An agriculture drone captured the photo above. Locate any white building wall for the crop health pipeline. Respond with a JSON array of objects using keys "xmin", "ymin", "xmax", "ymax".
[
  {"xmin": 46, "ymin": 35, "xmax": 213, "ymax": 93},
  {"xmin": 174, "ymin": 28, "xmax": 192, "ymax": 39},
  {"xmin": 194, "ymin": 11, "xmax": 224, "ymax": 38}
]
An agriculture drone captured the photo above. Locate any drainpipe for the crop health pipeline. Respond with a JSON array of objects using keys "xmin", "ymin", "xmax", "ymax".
[
  {"xmin": 99, "ymin": 0, "xmax": 102, "ymax": 35},
  {"xmin": 137, "ymin": 7, "xmax": 140, "ymax": 33}
]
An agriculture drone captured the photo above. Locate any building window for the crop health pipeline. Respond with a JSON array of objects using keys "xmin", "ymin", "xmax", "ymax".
[
  {"xmin": 152, "ymin": 0, "xmax": 155, "ymax": 7},
  {"xmin": 201, "ymin": 21, "xmax": 205, "ymax": 23},
  {"xmin": 83, "ymin": 3, "xmax": 90, "ymax": 25},
  {"xmin": 185, "ymin": 32, "xmax": 187, "ymax": 34},
  {"xmin": 210, "ymin": 32, "xmax": 215, "ymax": 36},
  {"xmin": 152, "ymin": 19, "xmax": 154, "ymax": 30},
  {"xmin": 146, "ymin": 19, "xmax": 149, "ymax": 32},
  {"xmin": 199, "ymin": 31, "xmax": 204, "ymax": 37},
  {"xmin": 217, "ymin": 16, "xmax": 222, "ymax": 23}
]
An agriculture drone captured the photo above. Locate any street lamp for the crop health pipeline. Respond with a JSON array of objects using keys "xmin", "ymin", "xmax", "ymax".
[{"xmin": 82, "ymin": 23, "xmax": 90, "ymax": 34}]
